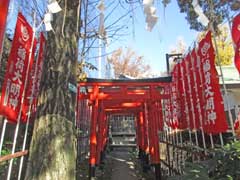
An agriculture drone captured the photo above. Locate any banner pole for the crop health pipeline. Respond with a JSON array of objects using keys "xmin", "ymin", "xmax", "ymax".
[
  {"xmin": 17, "ymin": 112, "xmax": 30, "ymax": 180},
  {"xmin": 17, "ymin": 12, "xmax": 43, "ymax": 180},
  {"xmin": 185, "ymin": 56, "xmax": 199, "ymax": 147},
  {"xmin": 208, "ymin": 0, "xmax": 235, "ymax": 138},
  {"xmin": 7, "ymin": 12, "xmax": 37, "ymax": 180},
  {"xmin": 175, "ymin": 129, "xmax": 179, "ymax": 145},
  {"xmin": 219, "ymin": 133, "xmax": 224, "ymax": 147},
  {"xmin": 0, "ymin": 119, "xmax": 8, "ymax": 156},
  {"xmin": 179, "ymin": 60, "xmax": 192, "ymax": 145},
  {"xmin": 192, "ymin": 49, "xmax": 207, "ymax": 154},
  {"xmin": 209, "ymin": 133, "xmax": 214, "ymax": 149}
]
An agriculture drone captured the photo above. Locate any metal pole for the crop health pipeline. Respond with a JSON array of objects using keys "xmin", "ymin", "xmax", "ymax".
[
  {"xmin": 0, "ymin": 119, "xmax": 8, "ymax": 156},
  {"xmin": 208, "ymin": 0, "xmax": 235, "ymax": 138},
  {"xmin": 7, "ymin": 12, "xmax": 37, "ymax": 180},
  {"xmin": 185, "ymin": 58, "xmax": 199, "ymax": 147},
  {"xmin": 195, "ymin": 48, "xmax": 208, "ymax": 154},
  {"xmin": 17, "ymin": 113, "xmax": 30, "ymax": 180},
  {"xmin": 98, "ymin": 37, "xmax": 102, "ymax": 78},
  {"xmin": 179, "ymin": 60, "xmax": 192, "ymax": 144},
  {"xmin": 166, "ymin": 54, "xmax": 170, "ymax": 75},
  {"xmin": 209, "ymin": 133, "xmax": 214, "ymax": 149},
  {"xmin": 7, "ymin": 117, "xmax": 21, "ymax": 180},
  {"xmin": 175, "ymin": 129, "xmax": 179, "ymax": 145},
  {"xmin": 219, "ymin": 133, "xmax": 224, "ymax": 147},
  {"xmin": 179, "ymin": 130, "xmax": 183, "ymax": 146},
  {"xmin": 225, "ymin": 6, "xmax": 236, "ymax": 50},
  {"xmin": 98, "ymin": 0, "xmax": 104, "ymax": 79},
  {"xmin": 18, "ymin": 13, "xmax": 43, "ymax": 180},
  {"xmin": 192, "ymin": 49, "xmax": 207, "ymax": 153}
]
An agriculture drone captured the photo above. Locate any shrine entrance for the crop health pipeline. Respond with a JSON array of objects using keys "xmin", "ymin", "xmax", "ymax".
[{"xmin": 76, "ymin": 77, "xmax": 171, "ymax": 179}]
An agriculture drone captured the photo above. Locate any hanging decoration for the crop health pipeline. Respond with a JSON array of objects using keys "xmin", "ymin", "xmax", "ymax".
[
  {"xmin": 44, "ymin": 0, "xmax": 62, "ymax": 31},
  {"xmin": 142, "ymin": 0, "xmax": 158, "ymax": 31},
  {"xmin": 192, "ymin": 0, "xmax": 209, "ymax": 27},
  {"xmin": 47, "ymin": 0, "xmax": 62, "ymax": 14}
]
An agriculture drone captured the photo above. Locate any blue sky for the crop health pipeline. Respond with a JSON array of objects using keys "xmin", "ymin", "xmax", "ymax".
[
  {"xmin": 5, "ymin": 0, "xmax": 199, "ymax": 77},
  {"xmin": 106, "ymin": 1, "xmax": 199, "ymax": 75}
]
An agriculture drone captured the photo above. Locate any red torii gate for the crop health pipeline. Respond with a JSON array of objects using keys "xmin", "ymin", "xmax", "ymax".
[{"xmin": 77, "ymin": 77, "xmax": 171, "ymax": 179}]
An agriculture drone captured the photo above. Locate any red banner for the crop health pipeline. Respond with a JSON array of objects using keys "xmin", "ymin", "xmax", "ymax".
[
  {"xmin": 22, "ymin": 33, "xmax": 46, "ymax": 122},
  {"xmin": 234, "ymin": 39, "xmax": 240, "ymax": 74},
  {"xmin": 182, "ymin": 55, "xmax": 195, "ymax": 130},
  {"xmin": 164, "ymin": 84, "xmax": 173, "ymax": 128},
  {"xmin": 189, "ymin": 50, "xmax": 200, "ymax": 129},
  {"xmin": 0, "ymin": 0, "xmax": 10, "ymax": 56},
  {"xmin": 198, "ymin": 31, "xmax": 228, "ymax": 134},
  {"xmin": 232, "ymin": 13, "xmax": 240, "ymax": 73},
  {"xmin": 170, "ymin": 64, "xmax": 180, "ymax": 129},
  {"xmin": 191, "ymin": 48, "xmax": 205, "ymax": 129},
  {"xmin": 0, "ymin": 13, "xmax": 35, "ymax": 122},
  {"xmin": 176, "ymin": 62, "xmax": 187, "ymax": 129},
  {"xmin": 231, "ymin": 13, "xmax": 240, "ymax": 45}
]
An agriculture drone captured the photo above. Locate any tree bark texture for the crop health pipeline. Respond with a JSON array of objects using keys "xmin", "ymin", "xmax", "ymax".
[{"xmin": 25, "ymin": 0, "xmax": 80, "ymax": 179}]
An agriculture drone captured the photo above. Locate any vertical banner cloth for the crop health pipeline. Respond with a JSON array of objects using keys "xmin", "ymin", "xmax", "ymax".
[
  {"xmin": 198, "ymin": 31, "xmax": 228, "ymax": 134},
  {"xmin": 22, "ymin": 33, "xmax": 45, "ymax": 122},
  {"xmin": 232, "ymin": 13, "xmax": 240, "ymax": 73},
  {"xmin": 170, "ymin": 64, "xmax": 180, "ymax": 129},
  {"xmin": 0, "ymin": 13, "xmax": 35, "ymax": 122},
  {"xmin": 184, "ymin": 54, "xmax": 199, "ymax": 130},
  {"xmin": 176, "ymin": 62, "xmax": 187, "ymax": 130},
  {"xmin": 179, "ymin": 60, "xmax": 192, "ymax": 130},
  {"xmin": 182, "ymin": 56, "xmax": 195, "ymax": 130},
  {"xmin": 231, "ymin": 13, "xmax": 240, "ymax": 45},
  {"xmin": 235, "ymin": 40, "xmax": 240, "ymax": 74},
  {"xmin": 0, "ymin": 0, "xmax": 10, "ymax": 56},
  {"xmin": 188, "ymin": 51, "xmax": 200, "ymax": 129},
  {"xmin": 164, "ymin": 84, "xmax": 173, "ymax": 128},
  {"xmin": 191, "ymin": 49, "xmax": 205, "ymax": 129}
]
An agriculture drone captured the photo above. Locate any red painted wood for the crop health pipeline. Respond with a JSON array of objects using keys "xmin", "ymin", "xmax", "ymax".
[{"xmin": 89, "ymin": 86, "xmax": 99, "ymax": 166}]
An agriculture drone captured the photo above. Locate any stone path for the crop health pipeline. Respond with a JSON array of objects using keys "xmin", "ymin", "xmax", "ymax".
[
  {"xmin": 110, "ymin": 149, "xmax": 139, "ymax": 180},
  {"xmin": 98, "ymin": 147, "xmax": 155, "ymax": 180}
]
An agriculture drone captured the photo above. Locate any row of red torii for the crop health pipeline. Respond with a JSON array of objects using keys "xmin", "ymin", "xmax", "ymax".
[{"xmin": 77, "ymin": 77, "xmax": 172, "ymax": 179}]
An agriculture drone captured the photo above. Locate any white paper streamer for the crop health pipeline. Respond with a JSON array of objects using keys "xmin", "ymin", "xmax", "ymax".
[
  {"xmin": 192, "ymin": 0, "xmax": 209, "ymax": 27},
  {"xmin": 48, "ymin": 1, "xmax": 62, "ymax": 14}
]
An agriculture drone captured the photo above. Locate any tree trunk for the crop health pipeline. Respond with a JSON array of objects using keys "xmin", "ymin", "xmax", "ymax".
[{"xmin": 25, "ymin": 0, "xmax": 80, "ymax": 179}]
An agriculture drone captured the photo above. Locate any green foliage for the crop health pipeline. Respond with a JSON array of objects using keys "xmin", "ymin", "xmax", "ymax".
[
  {"xmin": 214, "ymin": 26, "xmax": 234, "ymax": 66},
  {"xmin": 209, "ymin": 141, "xmax": 240, "ymax": 179},
  {"xmin": 0, "ymin": 142, "xmax": 12, "ymax": 157},
  {"xmin": 162, "ymin": 0, "xmax": 240, "ymax": 32},
  {"xmin": 168, "ymin": 141, "xmax": 240, "ymax": 180},
  {"xmin": 168, "ymin": 162, "xmax": 211, "ymax": 180},
  {"xmin": 0, "ymin": 141, "xmax": 13, "ymax": 175},
  {"xmin": 77, "ymin": 61, "xmax": 97, "ymax": 82}
]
